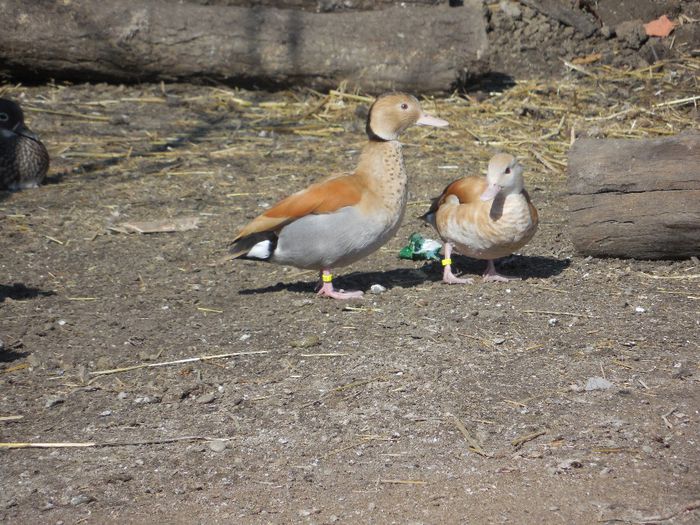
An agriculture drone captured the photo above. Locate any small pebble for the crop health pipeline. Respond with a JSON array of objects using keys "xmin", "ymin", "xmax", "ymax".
[
  {"xmin": 70, "ymin": 494, "xmax": 94, "ymax": 506},
  {"xmin": 557, "ymin": 459, "xmax": 583, "ymax": 470},
  {"xmin": 635, "ymin": 306, "xmax": 646, "ymax": 313},
  {"xmin": 45, "ymin": 396, "xmax": 65, "ymax": 409},
  {"xmin": 548, "ymin": 318, "xmax": 559, "ymax": 326},
  {"xmin": 133, "ymin": 396, "xmax": 161, "ymax": 404},
  {"xmin": 290, "ymin": 335, "xmax": 321, "ymax": 349},
  {"xmin": 585, "ymin": 376, "xmax": 614, "ymax": 391},
  {"xmin": 600, "ymin": 25, "xmax": 614, "ymax": 39},
  {"xmin": 499, "ymin": 0, "xmax": 522, "ymax": 19},
  {"xmin": 197, "ymin": 392, "xmax": 216, "ymax": 404},
  {"xmin": 292, "ymin": 299, "xmax": 314, "ymax": 307},
  {"xmin": 99, "ymin": 410, "xmax": 112, "ymax": 417},
  {"xmin": 239, "ymin": 333, "xmax": 251, "ymax": 341},
  {"xmin": 57, "ymin": 319, "xmax": 67, "ymax": 326},
  {"xmin": 117, "ymin": 392, "xmax": 128, "ymax": 400},
  {"xmin": 208, "ymin": 439, "xmax": 227, "ymax": 453},
  {"xmin": 493, "ymin": 337, "xmax": 506, "ymax": 345},
  {"xmin": 369, "ymin": 284, "xmax": 386, "ymax": 294}
]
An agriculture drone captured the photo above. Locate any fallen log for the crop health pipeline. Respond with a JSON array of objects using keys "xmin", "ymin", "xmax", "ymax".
[
  {"xmin": 0, "ymin": 0, "xmax": 488, "ymax": 93},
  {"xmin": 185, "ymin": 0, "xmax": 444, "ymax": 10},
  {"xmin": 567, "ymin": 133, "xmax": 700, "ymax": 259}
]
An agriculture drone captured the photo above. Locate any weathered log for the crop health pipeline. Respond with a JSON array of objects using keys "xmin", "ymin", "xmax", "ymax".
[
  {"xmin": 0, "ymin": 0, "xmax": 488, "ymax": 93},
  {"xmin": 185, "ymin": 0, "xmax": 445, "ymax": 11},
  {"xmin": 567, "ymin": 133, "xmax": 700, "ymax": 259}
]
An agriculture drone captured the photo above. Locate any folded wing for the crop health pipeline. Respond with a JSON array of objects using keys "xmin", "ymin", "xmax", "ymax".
[{"xmin": 231, "ymin": 175, "xmax": 364, "ymax": 257}]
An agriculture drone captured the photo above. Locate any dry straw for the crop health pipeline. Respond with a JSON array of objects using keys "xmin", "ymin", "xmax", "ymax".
[{"xmin": 1, "ymin": 54, "xmax": 696, "ymax": 189}]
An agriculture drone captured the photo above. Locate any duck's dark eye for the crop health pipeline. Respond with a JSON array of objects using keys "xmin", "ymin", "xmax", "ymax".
[
  {"xmin": 0, "ymin": 113, "xmax": 8, "ymax": 121},
  {"xmin": 505, "ymin": 167, "xmax": 511, "ymax": 174},
  {"xmin": 400, "ymin": 103, "xmax": 408, "ymax": 110}
]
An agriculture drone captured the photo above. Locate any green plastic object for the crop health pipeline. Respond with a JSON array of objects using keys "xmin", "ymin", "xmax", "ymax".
[{"xmin": 399, "ymin": 233, "xmax": 442, "ymax": 261}]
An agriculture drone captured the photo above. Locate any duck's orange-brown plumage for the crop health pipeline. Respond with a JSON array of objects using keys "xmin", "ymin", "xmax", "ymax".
[
  {"xmin": 424, "ymin": 153, "xmax": 538, "ymax": 282},
  {"xmin": 232, "ymin": 174, "xmax": 364, "ymax": 249}
]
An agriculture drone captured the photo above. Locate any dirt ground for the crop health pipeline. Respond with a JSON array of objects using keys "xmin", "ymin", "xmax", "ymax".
[
  {"xmin": 2, "ymin": 2, "xmax": 700, "ymax": 524},
  {"xmin": 486, "ymin": 0, "xmax": 700, "ymax": 79}
]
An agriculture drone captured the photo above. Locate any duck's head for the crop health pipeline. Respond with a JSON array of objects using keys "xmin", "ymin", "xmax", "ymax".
[
  {"xmin": 480, "ymin": 153, "xmax": 524, "ymax": 201},
  {"xmin": 0, "ymin": 98, "xmax": 37, "ymax": 141},
  {"xmin": 0, "ymin": 99, "xmax": 26, "ymax": 131},
  {"xmin": 366, "ymin": 93, "xmax": 448, "ymax": 141}
]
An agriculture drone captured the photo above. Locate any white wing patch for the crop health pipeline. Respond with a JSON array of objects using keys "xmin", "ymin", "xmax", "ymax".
[{"xmin": 247, "ymin": 240, "xmax": 273, "ymax": 260}]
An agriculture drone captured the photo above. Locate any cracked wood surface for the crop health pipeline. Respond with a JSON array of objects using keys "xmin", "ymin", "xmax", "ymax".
[
  {"xmin": 0, "ymin": 0, "xmax": 488, "ymax": 93},
  {"xmin": 567, "ymin": 133, "xmax": 700, "ymax": 259}
]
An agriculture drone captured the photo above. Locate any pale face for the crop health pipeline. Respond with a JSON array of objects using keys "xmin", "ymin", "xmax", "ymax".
[
  {"xmin": 480, "ymin": 153, "xmax": 524, "ymax": 201},
  {"xmin": 367, "ymin": 93, "xmax": 447, "ymax": 141}
]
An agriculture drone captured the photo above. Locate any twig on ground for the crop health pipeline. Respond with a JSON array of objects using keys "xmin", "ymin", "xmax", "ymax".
[
  {"xmin": 511, "ymin": 429, "xmax": 547, "ymax": 448},
  {"xmin": 378, "ymin": 479, "xmax": 427, "ymax": 485},
  {"xmin": 661, "ymin": 407, "xmax": 676, "ymax": 429},
  {"xmin": 449, "ymin": 415, "xmax": 493, "ymax": 458},
  {"xmin": 522, "ymin": 309, "xmax": 599, "ymax": 318},
  {"xmin": 89, "ymin": 350, "xmax": 269, "ymax": 377},
  {"xmin": 0, "ymin": 415, "xmax": 24, "ymax": 422},
  {"xmin": 0, "ymin": 436, "xmax": 230, "ymax": 449}
]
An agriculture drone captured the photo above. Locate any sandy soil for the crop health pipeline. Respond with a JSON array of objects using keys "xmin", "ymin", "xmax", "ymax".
[{"xmin": 1, "ymin": 1, "xmax": 699, "ymax": 524}]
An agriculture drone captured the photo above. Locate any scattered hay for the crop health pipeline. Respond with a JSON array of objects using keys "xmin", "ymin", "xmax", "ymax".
[{"xmin": 1, "ymin": 54, "xmax": 697, "ymax": 203}]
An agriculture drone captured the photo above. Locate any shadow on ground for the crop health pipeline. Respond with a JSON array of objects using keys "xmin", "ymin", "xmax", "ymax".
[
  {"xmin": 449, "ymin": 254, "xmax": 571, "ymax": 280},
  {"xmin": 238, "ymin": 256, "xmax": 569, "ymax": 295},
  {"xmin": 238, "ymin": 267, "xmax": 439, "ymax": 296},
  {"xmin": 0, "ymin": 283, "xmax": 55, "ymax": 302}
]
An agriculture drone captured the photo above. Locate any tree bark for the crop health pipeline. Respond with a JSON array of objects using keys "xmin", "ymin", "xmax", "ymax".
[
  {"xmin": 184, "ymin": 0, "xmax": 445, "ymax": 11},
  {"xmin": 0, "ymin": 0, "xmax": 488, "ymax": 93},
  {"xmin": 567, "ymin": 133, "xmax": 700, "ymax": 259}
]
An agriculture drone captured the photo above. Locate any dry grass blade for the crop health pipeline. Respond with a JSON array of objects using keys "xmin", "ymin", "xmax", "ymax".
[
  {"xmin": 638, "ymin": 272, "xmax": 700, "ymax": 280},
  {"xmin": 378, "ymin": 479, "xmax": 428, "ymax": 485},
  {"xmin": 511, "ymin": 429, "xmax": 547, "ymax": 448},
  {"xmin": 0, "ymin": 436, "xmax": 229, "ymax": 449},
  {"xmin": 89, "ymin": 350, "xmax": 269, "ymax": 377},
  {"xmin": 653, "ymin": 95, "xmax": 700, "ymax": 107},
  {"xmin": 450, "ymin": 415, "xmax": 493, "ymax": 458},
  {"xmin": 332, "ymin": 375, "xmax": 388, "ymax": 393},
  {"xmin": 0, "ymin": 415, "xmax": 24, "ymax": 422},
  {"xmin": 24, "ymin": 106, "xmax": 110, "ymax": 121},
  {"xmin": 522, "ymin": 309, "xmax": 599, "ymax": 318},
  {"xmin": 299, "ymin": 353, "xmax": 348, "ymax": 357}
]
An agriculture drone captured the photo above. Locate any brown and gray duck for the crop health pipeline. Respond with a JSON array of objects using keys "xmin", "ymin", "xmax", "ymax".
[{"xmin": 0, "ymin": 98, "xmax": 49, "ymax": 191}]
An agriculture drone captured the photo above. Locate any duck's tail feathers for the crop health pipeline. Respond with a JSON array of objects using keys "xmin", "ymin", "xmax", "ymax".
[
  {"xmin": 229, "ymin": 232, "xmax": 278, "ymax": 261},
  {"xmin": 419, "ymin": 208, "xmax": 437, "ymax": 229}
]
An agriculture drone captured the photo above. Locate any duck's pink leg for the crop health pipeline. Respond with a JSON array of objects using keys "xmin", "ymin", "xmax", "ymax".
[
  {"xmin": 482, "ymin": 259, "xmax": 520, "ymax": 282},
  {"xmin": 316, "ymin": 269, "xmax": 363, "ymax": 299},
  {"xmin": 441, "ymin": 243, "xmax": 473, "ymax": 285}
]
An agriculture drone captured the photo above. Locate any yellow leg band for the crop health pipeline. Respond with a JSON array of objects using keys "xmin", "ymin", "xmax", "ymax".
[
  {"xmin": 441, "ymin": 258, "xmax": 452, "ymax": 266},
  {"xmin": 322, "ymin": 273, "xmax": 333, "ymax": 282}
]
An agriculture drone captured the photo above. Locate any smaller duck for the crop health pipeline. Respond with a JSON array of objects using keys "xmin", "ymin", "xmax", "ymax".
[
  {"xmin": 422, "ymin": 153, "xmax": 538, "ymax": 283},
  {"xmin": 0, "ymin": 98, "xmax": 50, "ymax": 191}
]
